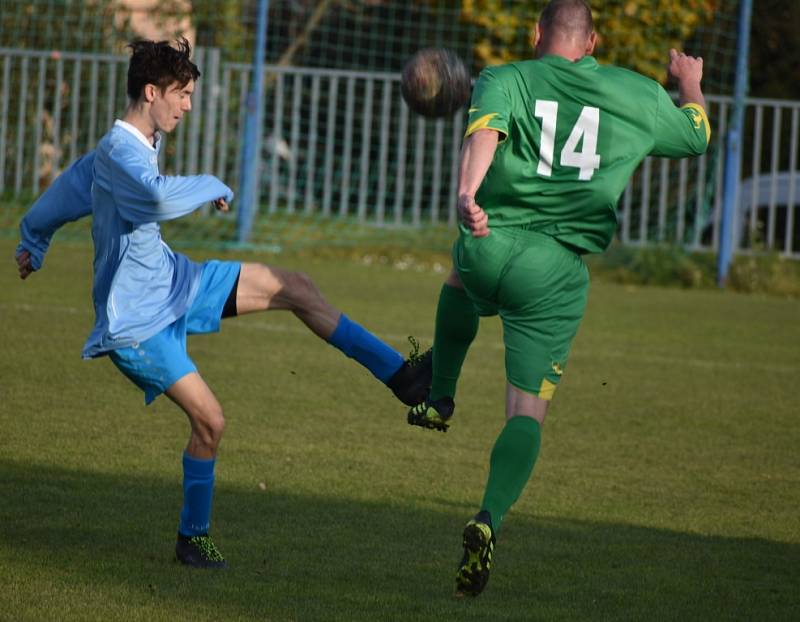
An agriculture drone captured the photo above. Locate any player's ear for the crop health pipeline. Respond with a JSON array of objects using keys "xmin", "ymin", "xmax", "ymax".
[
  {"xmin": 532, "ymin": 21, "xmax": 542, "ymax": 52},
  {"xmin": 143, "ymin": 83, "xmax": 157, "ymax": 103},
  {"xmin": 586, "ymin": 31, "xmax": 598, "ymax": 55}
]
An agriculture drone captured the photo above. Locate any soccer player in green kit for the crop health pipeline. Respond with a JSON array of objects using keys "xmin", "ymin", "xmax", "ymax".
[{"xmin": 406, "ymin": 0, "xmax": 710, "ymax": 597}]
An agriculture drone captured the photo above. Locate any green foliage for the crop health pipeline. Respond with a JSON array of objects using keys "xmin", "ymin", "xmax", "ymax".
[
  {"xmin": 596, "ymin": 0, "xmax": 719, "ymax": 80},
  {"xmin": 587, "ymin": 243, "xmax": 800, "ymax": 298},
  {"xmin": 460, "ymin": 0, "xmax": 719, "ymax": 81},
  {"xmin": 0, "ymin": 0, "xmax": 135, "ymax": 52},
  {"xmin": 0, "ymin": 1, "xmax": 743, "ymax": 94},
  {"xmin": 191, "ymin": 0, "xmax": 252, "ymax": 61},
  {"xmin": 750, "ymin": 0, "xmax": 800, "ymax": 100},
  {"xmin": 587, "ymin": 243, "xmax": 717, "ymax": 288},
  {"xmin": 728, "ymin": 253, "xmax": 800, "ymax": 297}
]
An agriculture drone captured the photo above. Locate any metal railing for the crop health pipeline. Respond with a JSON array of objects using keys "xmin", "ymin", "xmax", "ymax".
[{"xmin": 1, "ymin": 46, "xmax": 798, "ymax": 257}]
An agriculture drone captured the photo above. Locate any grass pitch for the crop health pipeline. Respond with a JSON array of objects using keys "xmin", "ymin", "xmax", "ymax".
[{"xmin": 1, "ymin": 238, "xmax": 798, "ymax": 621}]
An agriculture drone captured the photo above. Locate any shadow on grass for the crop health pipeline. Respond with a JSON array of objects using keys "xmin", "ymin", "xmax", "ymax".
[{"xmin": 1, "ymin": 460, "xmax": 798, "ymax": 621}]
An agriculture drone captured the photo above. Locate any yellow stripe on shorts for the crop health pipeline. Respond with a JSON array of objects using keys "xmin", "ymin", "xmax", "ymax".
[{"xmin": 538, "ymin": 378, "xmax": 557, "ymax": 401}]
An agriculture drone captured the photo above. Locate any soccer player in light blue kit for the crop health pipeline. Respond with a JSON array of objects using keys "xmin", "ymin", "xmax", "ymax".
[{"xmin": 15, "ymin": 39, "xmax": 431, "ymax": 568}]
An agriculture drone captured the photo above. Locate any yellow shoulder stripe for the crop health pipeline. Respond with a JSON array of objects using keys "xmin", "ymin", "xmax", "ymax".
[
  {"xmin": 681, "ymin": 103, "xmax": 711, "ymax": 144},
  {"xmin": 465, "ymin": 112, "xmax": 500, "ymax": 137}
]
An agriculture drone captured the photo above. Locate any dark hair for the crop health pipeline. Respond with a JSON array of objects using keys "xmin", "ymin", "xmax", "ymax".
[
  {"xmin": 540, "ymin": 0, "xmax": 594, "ymax": 38},
  {"xmin": 126, "ymin": 38, "xmax": 200, "ymax": 101}
]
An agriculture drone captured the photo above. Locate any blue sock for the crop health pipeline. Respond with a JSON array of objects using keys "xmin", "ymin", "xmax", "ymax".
[
  {"xmin": 179, "ymin": 452, "xmax": 215, "ymax": 537},
  {"xmin": 328, "ymin": 314, "xmax": 404, "ymax": 383}
]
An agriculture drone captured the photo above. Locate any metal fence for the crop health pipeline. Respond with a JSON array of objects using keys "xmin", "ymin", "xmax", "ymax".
[{"xmin": 1, "ymin": 46, "xmax": 798, "ymax": 257}]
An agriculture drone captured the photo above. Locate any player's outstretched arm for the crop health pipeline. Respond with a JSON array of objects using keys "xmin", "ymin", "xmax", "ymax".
[
  {"xmin": 668, "ymin": 48, "xmax": 706, "ymax": 111},
  {"xmin": 107, "ymin": 145, "xmax": 234, "ymax": 224},
  {"xmin": 457, "ymin": 129, "xmax": 499, "ymax": 238},
  {"xmin": 651, "ymin": 50, "xmax": 711, "ymax": 158},
  {"xmin": 16, "ymin": 151, "xmax": 96, "ymax": 276}
]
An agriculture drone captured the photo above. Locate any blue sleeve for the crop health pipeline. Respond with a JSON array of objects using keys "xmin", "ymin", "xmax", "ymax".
[
  {"xmin": 108, "ymin": 143, "xmax": 234, "ymax": 224},
  {"xmin": 16, "ymin": 151, "xmax": 95, "ymax": 270}
]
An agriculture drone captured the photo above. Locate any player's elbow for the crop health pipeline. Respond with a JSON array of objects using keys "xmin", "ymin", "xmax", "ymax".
[
  {"xmin": 690, "ymin": 138, "xmax": 711, "ymax": 157},
  {"xmin": 145, "ymin": 178, "xmax": 183, "ymax": 217}
]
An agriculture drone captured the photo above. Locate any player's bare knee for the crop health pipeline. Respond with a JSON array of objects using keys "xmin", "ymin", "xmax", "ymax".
[
  {"xmin": 253, "ymin": 263, "xmax": 278, "ymax": 293},
  {"xmin": 195, "ymin": 407, "xmax": 225, "ymax": 449},
  {"xmin": 208, "ymin": 411, "xmax": 225, "ymax": 440}
]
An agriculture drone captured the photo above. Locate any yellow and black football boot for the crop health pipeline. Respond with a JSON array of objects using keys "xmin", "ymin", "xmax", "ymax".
[
  {"xmin": 407, "ymin": 395, "xmax": 455, "ymax": 432},
  {"xmin": 455, "ymin": 511, "xmax": 495, "ymax": 597},
  {"xmin": 387, "ymin": 336, "xmax": 432, "ymax": 406}
]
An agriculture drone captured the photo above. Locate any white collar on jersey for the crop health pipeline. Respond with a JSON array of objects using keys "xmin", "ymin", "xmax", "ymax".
[{"xmin": 114, "ymin": 119, "xmax": 162, "ymax": 152}]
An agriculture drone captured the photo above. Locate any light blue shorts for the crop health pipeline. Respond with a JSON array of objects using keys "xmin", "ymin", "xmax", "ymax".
[{"xmin": 109, "ymin": 260, "xmax": 241, "ymax": 404}]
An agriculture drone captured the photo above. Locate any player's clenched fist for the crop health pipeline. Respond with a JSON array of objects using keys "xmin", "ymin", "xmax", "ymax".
[
  {"xmin": 15, "ymin": 249, "xmax": 34, "ymax": 280},
  {"xmin": 457, "ymin": 194, "xmax": 490, "ymax": 238}
]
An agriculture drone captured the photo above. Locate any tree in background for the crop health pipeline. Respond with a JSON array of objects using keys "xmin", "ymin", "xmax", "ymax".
[
  {"xmin": 1, "ymin": 0, "xmax": 797, "ymax": 100},
  {"xmin": 749, "ymin": 0, "xmax": 800, "ymax": 101},
  {"xmin": 188, "ymin": 0, "xmax": 251, "ymax": 61},
  {"xmin": 0, "ymin": 0, "xmax": 131, "ymax": 51},
  {"xmin": 461, "ymin": 0, "xmax": 719, "ymax": 82}
]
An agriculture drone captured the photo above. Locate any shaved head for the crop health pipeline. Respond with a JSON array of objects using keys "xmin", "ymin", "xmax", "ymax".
[
  {"xmin": 539, "ymin": 0, "xmax": 594, "ymax": 40},
  {"xmin": 534, "ymin": 0, "xmax": 596, "ymax": 61}
]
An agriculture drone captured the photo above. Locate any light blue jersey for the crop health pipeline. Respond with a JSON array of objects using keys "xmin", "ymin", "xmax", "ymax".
[{"xmin": 17, "ymin": 120, "xmax": 234, "ymax": 359}]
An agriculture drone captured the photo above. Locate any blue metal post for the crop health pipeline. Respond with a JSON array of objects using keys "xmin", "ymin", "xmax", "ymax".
[
  {"xmin": 718, "ymin": 0, "xmax": 754, "ymax": 286},
  {"xmin": 237, "ymin": 0, "xmax": 270, "ymax": 243}
]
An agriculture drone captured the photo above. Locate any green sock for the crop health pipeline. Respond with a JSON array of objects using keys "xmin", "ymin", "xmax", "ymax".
[
  {"xmin": 480, "ymin": 416, "xmax": 542, "ymax": 533},
  {"xmin": 430, "ymin": 284, "xmax": 480, "ymax": 401}
]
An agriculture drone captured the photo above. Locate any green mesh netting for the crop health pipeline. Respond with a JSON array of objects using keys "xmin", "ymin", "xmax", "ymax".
[{"xmin": 1, "ymin": 0, "xmax": 743, "ymax": 252}]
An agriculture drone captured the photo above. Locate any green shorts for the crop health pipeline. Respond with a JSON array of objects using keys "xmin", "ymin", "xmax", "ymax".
[{"xmin": 453, "ymin": 226, "xmax": 589, "ymax": 399}]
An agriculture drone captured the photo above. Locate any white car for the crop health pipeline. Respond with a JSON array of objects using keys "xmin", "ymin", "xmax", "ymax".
[{"xmin": 737, "ymin": 171, "xmax": 799, "ymax": 253}]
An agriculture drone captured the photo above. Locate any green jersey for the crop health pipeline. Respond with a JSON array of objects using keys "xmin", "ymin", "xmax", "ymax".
[{"xmin": 466, "ymin": 54, "xmax": 711, "ymax": 253}]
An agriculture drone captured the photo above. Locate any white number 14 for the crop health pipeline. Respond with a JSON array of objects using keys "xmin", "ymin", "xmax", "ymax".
[{"xmin": 534, "ymin": 100, "xmax": 601, "ymax": 181}]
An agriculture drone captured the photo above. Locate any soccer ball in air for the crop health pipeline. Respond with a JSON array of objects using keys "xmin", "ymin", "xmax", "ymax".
[{"xmin": 400, "ymin": 48, "xmax": 471, "ymax": 118}]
